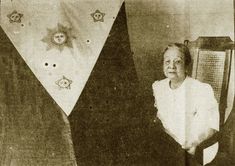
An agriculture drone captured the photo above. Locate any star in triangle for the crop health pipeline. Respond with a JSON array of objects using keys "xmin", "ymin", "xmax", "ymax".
[
  {"xmin": 91, "ymin": 10, "xmax": 105, "ymax": 22},
  {"xmin": 7, "ymin": 10, "xmax": 23, "ymax": 23},
  {"xmin": 41, "ymin": 23, "xmax": 76, "ymax": 52},
  {"xmin": 56, "ymin": 76, "xmax": 73, "ymax": 89}
]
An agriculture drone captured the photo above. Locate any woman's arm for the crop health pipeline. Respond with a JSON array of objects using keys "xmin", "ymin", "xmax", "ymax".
[{"xmin": 186, "ymin": 84, "xmax": 219, "ymax": 155}]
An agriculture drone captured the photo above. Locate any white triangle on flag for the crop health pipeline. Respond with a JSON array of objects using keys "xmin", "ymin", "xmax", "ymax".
[{"xmin": 1, "ymin": 0, "xmax": 124, "ymax": 115}]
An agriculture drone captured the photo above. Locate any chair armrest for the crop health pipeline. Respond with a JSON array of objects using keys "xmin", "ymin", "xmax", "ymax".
[
  {"xmin": 197, "ymin": 132, "xmax": 220, "ymax": 150},
  {"xmin": 194, "ymin": 132, "xmax": 220, "ymax": 164}
]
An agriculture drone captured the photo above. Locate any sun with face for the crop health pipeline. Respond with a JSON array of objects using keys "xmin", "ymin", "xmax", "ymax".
[{"xmin": 41, "ymin": 23, "xmax": 76, "ymax": 52}]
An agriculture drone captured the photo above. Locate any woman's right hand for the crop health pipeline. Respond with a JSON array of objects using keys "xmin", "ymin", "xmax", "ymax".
[
  {"xmin": 182, "ymin": 141, "xmax": 197, "ymax": 155},
  {"xmin": 187, "ymin": 146, "xmax": 196, "ymax": 155},
  {"xmin": 182, "ymin": 140, "xmax": 195, "ymax": 149}
]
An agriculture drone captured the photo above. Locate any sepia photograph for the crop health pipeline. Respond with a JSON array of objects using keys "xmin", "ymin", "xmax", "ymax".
[{"xmin": 0, "ymin": 0, "xmax": 234, "ymax": 165}]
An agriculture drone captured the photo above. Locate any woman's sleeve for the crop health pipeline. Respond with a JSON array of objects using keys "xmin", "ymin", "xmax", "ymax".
[
  {"xmin": 200, "ymin": 84, "xmax": 220, "ymax": 131},
  {"xmin": 152, "ymin": 81, "xmax": 158, "ymax": 108}
]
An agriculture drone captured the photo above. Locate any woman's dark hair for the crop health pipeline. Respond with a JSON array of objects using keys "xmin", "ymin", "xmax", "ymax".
[{"xmin": 162, "ymin": 43, "xmax": 192, "ymax": 66}]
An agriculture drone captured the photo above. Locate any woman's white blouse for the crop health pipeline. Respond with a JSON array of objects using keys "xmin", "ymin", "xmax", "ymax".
[{"xmin": 152, "ymin": 77, "xmax": 219, "ymax": 146}]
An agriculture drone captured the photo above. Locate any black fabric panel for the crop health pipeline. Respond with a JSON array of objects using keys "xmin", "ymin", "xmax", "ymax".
[
  {"xmin": 68, "ymin": 3, "xmax": 150, "ymax": 165},
  {"xmin": 0, "ymin": 28, "xmax": 76, "ymax": 165}
]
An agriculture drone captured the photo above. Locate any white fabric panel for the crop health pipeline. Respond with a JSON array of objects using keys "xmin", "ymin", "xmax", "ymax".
[{"xmin": 0, "ymin": 0, "xmax": 124, "ymax": 115}]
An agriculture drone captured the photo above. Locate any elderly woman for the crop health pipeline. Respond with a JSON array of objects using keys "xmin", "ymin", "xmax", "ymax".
[{"xmin": 151, "ymin": 43, "xmax": 219, "ymax": 165}]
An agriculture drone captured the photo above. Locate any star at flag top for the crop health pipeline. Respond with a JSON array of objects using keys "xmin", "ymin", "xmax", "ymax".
[
  {"xmin": 7, "ymin": 10, "xmax": 23, "ymax": 23},
  {"xmin": 0, "ymin": 0, "xmax": 124, "ymax": 115},
  {"xmin": 91, "ymin": 10, "xmax": 105, "ymax": 22}
]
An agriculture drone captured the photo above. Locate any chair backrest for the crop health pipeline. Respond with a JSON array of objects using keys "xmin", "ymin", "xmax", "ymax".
[{"xmin": 186, "ymin": 37, "xmax": 233, "ymax": 125}]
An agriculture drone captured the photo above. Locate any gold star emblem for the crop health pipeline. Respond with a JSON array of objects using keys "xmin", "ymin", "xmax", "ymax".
[
  {"xmin": 7, "ymin": 10, "xmax": 23, "ymax": 23},
  {"xmin": 91, "ymin": 10, "xmax": 105, "ymax": 22},
  {"xmin": 41, "ymin": 23, "xmax": 76, "ymax": 51},
  {"xmin": 55, "ymin": 76, "xmax": 72, "ymax": 89}
]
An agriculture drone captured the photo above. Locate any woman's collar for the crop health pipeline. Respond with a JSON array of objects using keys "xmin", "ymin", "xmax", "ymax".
[{"xmin": 167, "ymin": 76, "xmax": 189, "ymax": 91}]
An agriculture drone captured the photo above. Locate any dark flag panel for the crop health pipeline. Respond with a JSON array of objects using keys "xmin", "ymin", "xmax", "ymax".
[{"xmin": 68, "ymin": 3, "xmax": 149, "ymax": 165}]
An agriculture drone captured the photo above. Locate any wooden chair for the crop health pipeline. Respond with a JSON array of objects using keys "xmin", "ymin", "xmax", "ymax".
[{"xmin": 185, "ymin": 37, "xmax": 233, "ymax": 165}]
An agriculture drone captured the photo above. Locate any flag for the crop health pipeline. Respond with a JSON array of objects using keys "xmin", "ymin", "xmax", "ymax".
[
  {"xmin": 0, "ymin": 0, "xmax": 143, "ymax": 165},
  {"xmin": 1, "ymin": 0, "xmax": 124, "ymax": 115}
]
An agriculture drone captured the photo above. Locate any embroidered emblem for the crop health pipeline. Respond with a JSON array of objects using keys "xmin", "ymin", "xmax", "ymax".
[
  {"xmin": 56, "ymin": 76, "xmax": 72, "ymax": 89},
  {"xmin": 41, "ymin": 23, "xmax": 76, "ymax": 51},
  {"xmin": 91, "ymin": 10, "xmax": 105, "ymax": 22},
  {"xmin": 7, "ymin": 10, "xmax": 23, "ymax": 23}
]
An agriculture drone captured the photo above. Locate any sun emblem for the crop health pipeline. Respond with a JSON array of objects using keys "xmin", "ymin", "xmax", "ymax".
[
  {"xmin": 41, "ymin": 23, "xmax": 76, "ymax": 51},
  {"xmin": 91, "ymin": 10, "xmax": 105, "ymax": 22},
  {"xmin": 7, "ymin": 10, "xmax": 23, "ymax": 23},
  {"xmin": 56, "ymin": 76, "xmax": 72, "ymax": 89}
]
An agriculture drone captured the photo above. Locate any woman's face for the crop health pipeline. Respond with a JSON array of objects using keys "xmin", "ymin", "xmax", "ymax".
[{"xmin": 163, "ymin": 48, "xmax": 186, "ymax": 81}]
